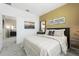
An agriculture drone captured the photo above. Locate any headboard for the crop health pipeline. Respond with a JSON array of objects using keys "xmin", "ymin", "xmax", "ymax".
[{"xmin": 47, "ymin": 28, "xmax": 70, "ymax": 49}]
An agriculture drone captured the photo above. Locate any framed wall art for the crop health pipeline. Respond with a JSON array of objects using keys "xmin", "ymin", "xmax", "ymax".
[
  {"xmin": 24, "ymin": 21, "xmax": 35, "ymax": 29},
  {"xmin": 48, "ymin": 17, "xmax": 65, "ymax": 24}
]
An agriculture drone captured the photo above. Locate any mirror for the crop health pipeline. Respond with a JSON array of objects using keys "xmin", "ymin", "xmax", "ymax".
[{"xmin": 40, "ymin": 21, "xmax": 46, "ymax": 32}]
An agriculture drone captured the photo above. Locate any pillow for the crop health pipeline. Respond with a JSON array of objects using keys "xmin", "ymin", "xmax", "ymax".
[
  {"xmin": 48, "ymin": 31, "xmax": 52, "ymax": 35},
  {"xmin": 45, "ymin": 30, "xmax": 49, "ymax": 35},
  {"xmin": 54, "ymin": 29, "xmax": 65, "ymax": 36},
  {"xmin": 48, "ymin": 31, "xmax": 54, "ymax": 36},
  {"xmin": 52, "ymin": 31, "xmax": 55, "ymax": 36},
  {"xmin": 45, "ymin": 30, "xmax": 54, "ymax": 35}
]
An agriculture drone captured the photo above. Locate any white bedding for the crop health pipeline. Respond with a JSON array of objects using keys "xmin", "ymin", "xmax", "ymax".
[{"xmin": 23, "ymin": 35, "xmax": 67, "ymax": 56}]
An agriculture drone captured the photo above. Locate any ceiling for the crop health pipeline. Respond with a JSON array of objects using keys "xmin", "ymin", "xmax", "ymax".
[{"xmin": 10, "ymin": 3, "xmax": 66, "ymax": 16}]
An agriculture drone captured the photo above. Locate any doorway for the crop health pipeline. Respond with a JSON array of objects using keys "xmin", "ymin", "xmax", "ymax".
[{"xmin": 3, "ymin": 15, "xmax": 16, "ymax": 43}]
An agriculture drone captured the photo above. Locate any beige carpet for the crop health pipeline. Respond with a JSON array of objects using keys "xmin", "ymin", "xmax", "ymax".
[
  {"xmin": 0, "ymin": 37, "xmax": 26, "ymax": 56},
  {"xmin": 0, "ymin": 37, "xmax": 79, "ymax": 56}
]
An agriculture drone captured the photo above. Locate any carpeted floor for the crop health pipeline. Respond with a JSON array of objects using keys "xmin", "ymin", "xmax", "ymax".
[
  {"xmin": 0, "ymin": 37, "xmax": 26, "ymax": 56},
  {"xmin": 0, "ymin": 37, "xmax": 79, "ymax": 56}
]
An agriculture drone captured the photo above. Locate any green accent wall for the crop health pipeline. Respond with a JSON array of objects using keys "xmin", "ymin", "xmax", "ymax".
[{"xmin": 40, "ymin": 3, "xmax": 79, "ymax": 38}]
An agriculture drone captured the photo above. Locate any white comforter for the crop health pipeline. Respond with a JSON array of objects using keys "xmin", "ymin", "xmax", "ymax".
[{"xmin": 23, "ymin": 35, "xmax": 67, "ymax": 56}]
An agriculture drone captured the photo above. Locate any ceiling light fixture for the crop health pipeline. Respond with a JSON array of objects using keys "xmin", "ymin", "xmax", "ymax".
[{"xmin": 26, "ymin": 9, "xmax": 30, "ymax": 12}]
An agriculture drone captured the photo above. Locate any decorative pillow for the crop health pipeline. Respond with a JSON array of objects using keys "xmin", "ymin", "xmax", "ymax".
[
  {"xmin": 46, "ymin": 30, "xmax": 54, "ymax": 35},
  {"xmin": 48, "ymin": 30, "xmax": 54, "ymax": 36},
  {"xmin": 54, "ymin": 29, "xmax": 65, "ymax": 36},
  {"xmin": 52, "ymin": 31, "xmax": 55, "ymax": 36},
  {"xmin": 48, "ymin": 31, "xmax": 52, "ymax": 35}
]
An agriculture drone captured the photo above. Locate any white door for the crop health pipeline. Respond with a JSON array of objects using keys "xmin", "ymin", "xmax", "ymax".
[{"xmin": 0, "ymin": 15, "xmax": 3, "ymax": 51}]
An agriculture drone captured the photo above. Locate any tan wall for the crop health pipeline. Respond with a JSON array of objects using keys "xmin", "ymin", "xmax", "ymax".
[{"xmin": 40, "ymin": 3, "xmax": 79, "ymax": 38}]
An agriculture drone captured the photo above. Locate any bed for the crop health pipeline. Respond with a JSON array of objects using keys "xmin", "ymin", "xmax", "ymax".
[{"xmin": 23, "ymin": 28, "xmax": 70, "ymax": 56}]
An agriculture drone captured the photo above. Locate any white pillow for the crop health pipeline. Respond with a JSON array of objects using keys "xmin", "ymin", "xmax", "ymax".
[
  {"xmin": 54, "ymin": 29, "xmax": 65, "ymax": 36},
  {"xmin": 45, "ymin": 30, "xmax": 49, "ymax": 35}
]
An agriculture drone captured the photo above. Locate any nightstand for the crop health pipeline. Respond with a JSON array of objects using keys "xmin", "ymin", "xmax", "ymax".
[{"xmin": 37, "ymin": 32, "xmax": 45, "ymax": 34}]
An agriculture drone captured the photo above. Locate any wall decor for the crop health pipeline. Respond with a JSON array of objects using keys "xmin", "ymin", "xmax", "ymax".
[
  {"xmin": 41, "ymin": 21, "xmax": 45, "ymax": 32},
  {"xmin": 24, "ymin": 21, "xmax": 35, "ymax": 29},
  {"xmin": 48, "ymin": 17, "xmax": 65, "ymax": 24}
]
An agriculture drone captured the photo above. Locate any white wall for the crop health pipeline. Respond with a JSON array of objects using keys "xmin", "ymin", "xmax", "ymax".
[
  {"xmin": 0, "ymin": 14, "xmax": 3, "ymax": 51},
  {"xmin": 16, "ymin": 15, "xmax": 39, "ymax": 44},
  {"xmin": 0, "ymin": 4, "xmax": 39, "ymax": 44}
]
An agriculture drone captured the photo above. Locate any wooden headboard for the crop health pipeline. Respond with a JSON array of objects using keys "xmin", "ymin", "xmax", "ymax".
[{"xmin": 47, "ymin": 28, "xmax": 70, "ymax": 49}]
